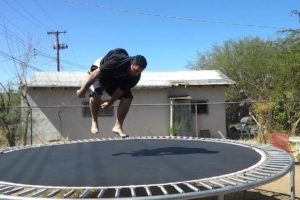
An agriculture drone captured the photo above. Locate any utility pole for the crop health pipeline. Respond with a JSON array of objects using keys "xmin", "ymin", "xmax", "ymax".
[{"xmin": 47, "ymin": 31, "xmax": 68, "ymax": 72}]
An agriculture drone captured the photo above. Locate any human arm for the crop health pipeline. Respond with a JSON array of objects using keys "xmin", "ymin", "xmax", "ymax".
[
  {"xmin": 76, "ymin": 68, "xmax": 101, "ymax": 98},
  {"xmin": 101, "ymin": 88, "xmax": 124, "ymax": 109}
]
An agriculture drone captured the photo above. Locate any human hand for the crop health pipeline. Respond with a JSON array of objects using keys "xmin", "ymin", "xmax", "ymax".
[
  {"xmin": 101, "ymin": 101, "xmax": 111, "ymax": 109},
  {"xmin": 76, "ymin": 89, "xmax": 85, "ymax": 98}
]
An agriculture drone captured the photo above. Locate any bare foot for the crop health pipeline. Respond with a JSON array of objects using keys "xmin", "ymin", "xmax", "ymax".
[
  {"xmin": 91, "ymin": 122, "xmax": 99, "ymax": 134},
  {"xmin": 112, "ymin": 127, "xmax": 128, "ymax": 138},
  {"xmin": 91, "ymin": 126, "xmax": 99, "ymax": 134}
]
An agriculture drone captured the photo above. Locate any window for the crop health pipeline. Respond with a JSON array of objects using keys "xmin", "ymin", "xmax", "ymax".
[
  {"xmin": 82, "ymin": 101, "xmax": 114, "ymax": 117},
  {"xmin": 191, "ymin": 100, "xmax": 208, "ymax": 114}
]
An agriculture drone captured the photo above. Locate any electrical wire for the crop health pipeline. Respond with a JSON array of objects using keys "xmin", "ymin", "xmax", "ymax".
[
  {"xmin": 0, "ymin": 51, "xmax": 43, "ymax": 72},
  {"xmin": 13, "ymin": 0, "xmax": 49, "ymax": 31},
  {"xmin": 64, "ymin": 0, "xmax": 291, "ymax": 30},
  {"xmin": 32, "ymin": 1, "xmax": 80, "ymax": 72},
  {"xmin": 3, "ymin": 0, "xmax": 44, "ymax": 31},
  {"xmin": 34, "ymin": 49, "xmax": 87, "ymax": 70},
  {"xmin": 33, "ymin": 0, "xmax": 60, "ymax": 28},
  {"xmin": 0, "ymin": 14, "xmax": 27, "ymax": 48}
]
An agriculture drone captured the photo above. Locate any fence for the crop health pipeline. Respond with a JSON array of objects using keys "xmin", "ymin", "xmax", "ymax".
[{"xmin": 0, "ymin": 101, "xmax": 299, "ymax": 147}]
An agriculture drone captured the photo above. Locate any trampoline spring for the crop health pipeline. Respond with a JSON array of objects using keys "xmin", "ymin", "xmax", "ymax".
[
  {"xmin": 32, "ymin": 188, "xmax": 48, "ymax": 197},
  {"xmin": 130, "ymin": 187, "xmax": 136, "ymax": 197},
  {"xmin": 268, "ymin": 161, "xmax": 289, "ymax": 165},
  {"xmin": 257, "ymin": 168, "xmax": 277, "ymax": 174},
  {"xmin": 228, "ymin": 177, "xmax": 247, "ymax": 184},
  {"xmin": 171, "ymin": 184, "xmax": 184, "ymax": 193},
  {"xmin": 219, "ymin": 179, "xmax": 236, "ymax": 186},
  {"xmin": 245, "ymin": 173, "xmax": 265, "ymax": 180},
  {"xmin": 63, "ymin": 189, "xmax": 76, "ymax": 198},
  {"xmin": 270, "ymin": 159, "xmax": 290, "ymax": 163},
  {"xmin": 115, "ymin": 188, "xmax": 120, "ymax": 198},
  {"xmin": 269, "ymin": 152, "xmax": 289, "ymax": 155},
  {"xmin": 144, "ymin": 187, "xmax": 152, "ymax": 196},
  {"xmin": 251, "ymin": 171, "xmax": 270, "ymax": 177},
  {"xmin": 47, "ymin": 189, "xmax": 61, "ymax": 198},
  {"xmin": 269, "ymin": 157, "xmax": 291, "ymax": 161},
  {"xmin": 0, "ymin": 185, "xmax": 6, "ymax": 190},
  {"xmin": 263, "ymin": 166, "xmax": 284, "ymax": 171},
  {"xmin": 272, "ymin": 161, "xmax": 290, "ymax": 165},
  {"xmin": 97, "ymin": 189, "xmax": 105, "ymax": 198},
  {"xmin": 79, "ymin": 189, "xmax": 90, "ymax": 198},
  {"xmin": 159, "ymin": 186, "xmax": 168, "ymax": 195},
  {"xmin": 3, "ymin": 187, "xmax": 23, "ymax": 195},
  {"xmin": 236, "ymin": 175, "xmax": 256, "ymax": 181},
  {"xmin": 270, "ymin": 158, "xmax": 290, "ymax": 162},
  {"xmin": 17, "ymin": 188, "xmax": 36, "ymax": 196},
  {"xmin": 197, "ymin": 182, "xmax": 213, "ymax": 190},
  {"xmin": 208, "ymin": 180, "xmax": 225, "ymax": 188},
  {"xmin": 267, "ymin": 163, "xmax": 288, "ymax": 168},
  {"xmin": 0, "ymin": 186, "xmax": 14, "ymax": 193},
  {"xmin": 268, "ymin": 155, "xmax": 289, "ymax": 159},
  {"xmin": 183, "ymin": 183, "xmax": 199, "ymax": 192}
]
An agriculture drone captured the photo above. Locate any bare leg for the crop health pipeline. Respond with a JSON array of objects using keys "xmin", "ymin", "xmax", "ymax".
[
  {"xmin": 89, "ymin": 95, "xmax": 101, "ymax": 134},
  {"xmin": 112, "ymin": 98, "xmax": 132, "ymax": 137}
]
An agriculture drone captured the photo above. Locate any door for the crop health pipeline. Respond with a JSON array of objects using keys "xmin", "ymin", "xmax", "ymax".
[{"xmin": 170, "ymin": 97, "xmax": 193, "ymax": 136}]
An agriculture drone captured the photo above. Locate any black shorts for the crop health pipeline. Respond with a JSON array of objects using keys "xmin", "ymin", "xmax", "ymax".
[{"xmin": 89, "ymin": 79, "xmax": 133, "ymax": 99}]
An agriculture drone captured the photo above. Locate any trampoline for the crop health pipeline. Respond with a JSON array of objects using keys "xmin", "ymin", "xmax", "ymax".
[{"xmin": 0, "ymin": 136, "xmax": 295, "ymax": 199}]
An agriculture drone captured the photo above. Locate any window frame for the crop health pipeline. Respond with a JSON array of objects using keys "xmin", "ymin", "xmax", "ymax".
[{"xmin": 191, "ymin": 100, "xmax": 209, "ymax": 114}]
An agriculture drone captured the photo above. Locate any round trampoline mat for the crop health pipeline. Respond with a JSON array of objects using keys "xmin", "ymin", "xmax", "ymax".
[{"xmin": 0, "ymin": 138, "xmax": 262, "ymax": 187}]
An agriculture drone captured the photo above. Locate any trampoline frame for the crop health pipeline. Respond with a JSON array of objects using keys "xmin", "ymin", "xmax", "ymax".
[{"xmin": 0, "ymin": 136, "xmax": 295, "ymax": 200}]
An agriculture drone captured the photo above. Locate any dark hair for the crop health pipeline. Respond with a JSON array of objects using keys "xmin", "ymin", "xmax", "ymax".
[{"xmin": 131, "ymin": 55, "xmax": 147, "ymax": 69}]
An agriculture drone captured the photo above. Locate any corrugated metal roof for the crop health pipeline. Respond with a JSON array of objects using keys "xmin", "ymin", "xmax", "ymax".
[{"xmin": 27, "ymin": 70, "xmax": 235, "ymax": 88}]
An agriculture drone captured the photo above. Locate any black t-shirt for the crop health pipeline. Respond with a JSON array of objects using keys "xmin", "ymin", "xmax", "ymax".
[{"xmin": 99, "ymin": 48, "xmax": 140, "ymax": 91}]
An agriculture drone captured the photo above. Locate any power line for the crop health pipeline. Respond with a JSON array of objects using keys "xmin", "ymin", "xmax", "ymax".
[
  {"xmin": 0, "ymin": 13, "xmax": 27, "ymax": 48},
  {"xmin": 13, "ymin": 0, "xmax": 49, "ymax": 30},
  {"xmin": 64, "ymin": 0, "xmax": 291, "ymax": 30},
  {"xmin": 34, "ymin": 49, "xmax": 87, "ymax": 70},
  {"xmin": 34, "ymin": 0, "xmax": 59, "ymax": 28},
  {"xmin": 0, "ymin": 50, "xmax": 43, "ymax": 72},
  {"xmin": 3, "ymin": 0, "xmax": 44, "ymax": 31},
  {"xmin": 34, "ymin": 0, "xmax": 76, "ymax": 64},
  {"xmin": 0, "ymin": 27, "xmax": 26, "ymax": 49}
]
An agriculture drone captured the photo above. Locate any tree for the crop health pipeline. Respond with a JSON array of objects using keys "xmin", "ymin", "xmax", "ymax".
[
  {"xmin": 0, "ymin": 26, "xmax": 34, "ymax": 146},
  {"xmin": 189, "ymin": 36, "xmax": 300, "ymax": 141},
  {"xmin": 273, "ymin": 31, "xmax": 300, "ymax": 135},
  {"xmin": 190, "ymin": 37, "xmax": 279, "ymax": 101},
  {"xmin": 0, "ymin": 83, "xmax": 21, "ymax": 146}
]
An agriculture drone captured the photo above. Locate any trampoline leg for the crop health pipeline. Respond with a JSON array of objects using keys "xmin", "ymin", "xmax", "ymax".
[
  {"xmin": 290, "ymin": 165, "xmax": 295, "ymax": 200},
  {"xmin": 217, "ymin": 194, "xmax": 224, "ymax": 200}
]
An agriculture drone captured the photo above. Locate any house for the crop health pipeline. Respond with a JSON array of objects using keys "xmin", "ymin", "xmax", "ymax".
[{"xmin": 24, "ymin": 70, "xmax": 235, "ymax": 144}]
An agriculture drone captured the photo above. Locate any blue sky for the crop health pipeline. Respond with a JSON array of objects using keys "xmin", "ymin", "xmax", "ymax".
[{"xmin": 0, "ymin": 0, "xmax": 299, "ymax": 86}]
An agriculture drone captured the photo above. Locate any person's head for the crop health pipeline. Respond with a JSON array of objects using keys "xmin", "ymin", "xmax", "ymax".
[{"xmin": 129, "ymin": 55, "xmax": 147, "ymax": 76}]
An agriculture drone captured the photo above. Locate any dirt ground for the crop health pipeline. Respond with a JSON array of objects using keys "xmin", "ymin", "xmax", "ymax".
[
  {"xmin": 197, "ymin": 164, "xmax": 300, "ymax": 200},
  {"xmin": 243, "ymin": 164, "xmax": 300, "ymax": 200}
]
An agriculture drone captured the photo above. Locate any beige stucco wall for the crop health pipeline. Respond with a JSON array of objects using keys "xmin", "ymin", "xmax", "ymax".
[{"xmin": 25, "ymin": 85, "xmax": 227, "ymax": 144}]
